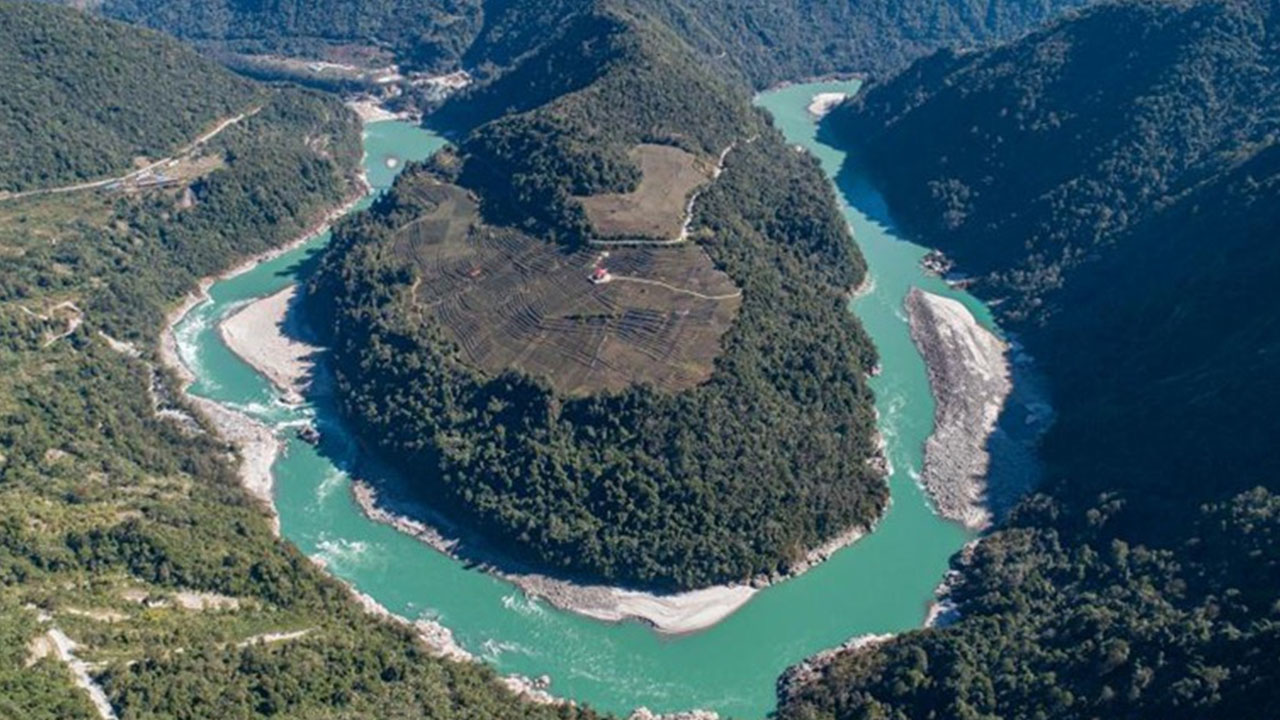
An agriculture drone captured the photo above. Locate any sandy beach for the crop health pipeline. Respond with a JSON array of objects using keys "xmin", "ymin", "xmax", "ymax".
[
  {"xmin": 904, "ymin": 287, "xmax": 1012, "ymax": 530},
  {"xmin": 220, "ymin": 285, "xmax": 316, "ymax": 403}
]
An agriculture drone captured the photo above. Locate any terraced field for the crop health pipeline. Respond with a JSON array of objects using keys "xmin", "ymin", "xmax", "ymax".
[{"xmin": 392, "ymin": 176, "xmax": 740, "ymax": 395}]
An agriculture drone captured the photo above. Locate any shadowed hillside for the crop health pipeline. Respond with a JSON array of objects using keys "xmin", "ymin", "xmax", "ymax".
[
  {"xmin": 52, "ymin": 0, "xmax": 1092, "ymax": 87},
  {"xmin": 53, "ymin": 0, "xmax": 483, "ymax": 69},
  {"xmin": 782, "ymin": 1, "xmax": 1280, "ymax": 716}
]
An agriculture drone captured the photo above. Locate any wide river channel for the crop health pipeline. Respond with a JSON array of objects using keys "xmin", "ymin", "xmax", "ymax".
[{"xmin": 174, "ymin": 80, "xmax": 1027, "ymax": 717}]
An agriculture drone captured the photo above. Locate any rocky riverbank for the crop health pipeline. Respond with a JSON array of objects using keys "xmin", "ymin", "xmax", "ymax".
[
  {"xmin": 904, "ymin": 287, "xmax": 1012, "ymax": 530},
  {"xmin": 160, "ymin": 285, "xmax": 282, "ymax": 533},
  {"xmin": 776, "ymin": 633, "xmax": 893, "ymax": 704},
  {"xmin": 350, "ymin": 480, "xmax": 759, "ymax": 634}
]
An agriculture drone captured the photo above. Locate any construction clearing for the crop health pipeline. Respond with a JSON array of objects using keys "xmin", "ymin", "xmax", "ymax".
[
  {"xmin": 0, "ymin": 106, "xmax": 256, "ymax": 203},
  {"xmin": 391, "ymin": 177, "xmax": 741, "ymax": 396}
]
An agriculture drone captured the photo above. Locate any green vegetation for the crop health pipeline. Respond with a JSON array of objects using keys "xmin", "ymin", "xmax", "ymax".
[
  {"xmin": 784, "ymin": 1, "xmax": 1280, "ymax": 716},
  {"xmin": 628, "ymin": 0, "xmax": 1094, "ymax": 87},
  {"xmin": 67, "ymin": 0, "xmax": 1092, "ymax": 90},
  {"xmin": 435, "ymin": 4, "xmax": 746, "ymax": 246},
  {"xmin": 0, "ymin": 2, "xmax": 260, "ymax": 193},
  {"xmin": 0, "ymin": 92, "xmax": 360, "ymax": 342},
  {"xmin": 0, "ymin": 6, "xmax": 599, "ymax": 718},
  {"xmin": 19, "ymin": 0, "xmax": 1262, "ymax": 714},
  {"xmin": 421, "ymin": 0, "xmax": 1097, "ymax": 242},
  {"xmin": 313, "ymin": 3, "xmax": 884, "ymax": 591},
  {"xmin": 68, "ymin": 0, "xmax": 482, "ymax": 71}
]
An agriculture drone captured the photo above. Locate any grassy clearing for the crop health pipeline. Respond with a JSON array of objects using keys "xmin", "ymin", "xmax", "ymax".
[
  {"xmin": 392, "ymin": 176, "xmax": 740, "ymax": 395},
  {"xmin": 577, "ymin": 144, "xmax": 713, "ymax": 240}
]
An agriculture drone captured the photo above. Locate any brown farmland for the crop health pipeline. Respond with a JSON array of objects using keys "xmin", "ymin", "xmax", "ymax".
[
  {"xmin": 391, "ymin": 177, "xmax": 740, "ymax": 396},
  {"xmin": 577, "ymin": 143, "xmax": 713, "ymax": 241}
]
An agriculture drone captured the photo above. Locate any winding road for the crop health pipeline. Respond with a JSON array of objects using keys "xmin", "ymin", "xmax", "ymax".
[{"xmin": 1, "ymin": 106, "xmax": 261, "ymax": 202}]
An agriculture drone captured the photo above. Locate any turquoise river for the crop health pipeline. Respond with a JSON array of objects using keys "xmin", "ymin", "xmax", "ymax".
[{"xmin": 173, "ymin": 80, "xmax": 1025, "ymax": 717}]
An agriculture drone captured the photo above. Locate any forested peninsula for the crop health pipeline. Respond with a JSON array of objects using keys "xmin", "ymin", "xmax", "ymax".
[
  {"xmin": 315, "ymin": 0, "xmax": 1090, "ymax": 599},
  {"xmin": 782, "ymin": 1, "xmax": 1280, "ymax": 717},
  {"xmin": 312, "ymin": 2, "xmax": 888, "ymax": 592}
]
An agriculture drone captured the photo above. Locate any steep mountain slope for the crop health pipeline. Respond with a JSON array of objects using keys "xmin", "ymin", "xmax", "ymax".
[
  {"xmin": 781, "ymin": 1, "xmax": 1280, "ymax": 717},
  {"xmin": 828, "ymin": 0, "xmax": 1279, "ymax": 324},
  {"xmin": 630, "ymin": 0, "xmax": 1094, "ymax": 86},
  {"xmin": 312, "ymin": 3, "xmax": 886, "ymax": 591},
  {"xmin": 65, "ymin": 0, "xmax": 482, "ymax": 69},
  {"xmin": 0, "ymin": 5, "xmax": 598, "ymax": 719},
  {"xmin": 55, "ymin": 0, "xmax": 1091, "ymax": 87},
  {"xmin": 0, "ymin": 1, "xmax": 259, "ymax": 192}
]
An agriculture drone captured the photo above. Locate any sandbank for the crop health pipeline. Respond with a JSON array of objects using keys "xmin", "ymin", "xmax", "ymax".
[
  {"xmin": 220, "ymin": 285, "xmax": 315, "ymax": 403},
  {"xmin": 807, "ymin": 92, "xmax": 848, "ymax": 118},
  {"xmin": 904, "ymin": 287, "xmax": 1012, "ymax": 530},
  {"xmin": 346, "ymin": 99, "xmax": 410, "ymax": 123}
]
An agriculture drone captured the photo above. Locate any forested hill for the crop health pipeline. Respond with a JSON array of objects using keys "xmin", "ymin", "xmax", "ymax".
[
  {"xmin": 312, "ymin": 2, "xmax": 887, "ymax": 591},
  {"xmin": 0, "ymin": 1, "xmax": 260, "ymax": 193},
  {"xmin": 627, "ymin": 0, "xmax": 1094, "ymax": 86},
  {"xmin": 435, "ymin": 3, "xmax": 751, "ymax": 240},
  {"xmin": 55, "ymin": 0, "xmax": 1090, "ymax": 87},
  {"xmin": 46, "ymin": 0, "xmax": 483, "ymax": 70},
  {"xmin": 780, "ymin": 1, "xmax": 1280, "ymax": 717},
  {"xmin": 826, "ymin": 0, "xmax": 1280, "ymax": 324}
]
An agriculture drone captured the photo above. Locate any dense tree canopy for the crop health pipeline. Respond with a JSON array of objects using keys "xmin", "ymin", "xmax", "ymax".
[
  {"xmin": 783, "ymin": 1, "xmax": 1280, "ymax": 716},
  {"xmin": 0, "ymin": 7, "xmax": 598, "ymax": 718},
  {"xmin": 58, "ymin": 0, "xmax": 483, "ymax": 70},
  {"xmin": 313, "ymin": 3, "xmax": 885, "ymax": 592},
  {"xmin": 628, "ymin": 0, "xmax": 1094, "ymax": 87},
  {"xmin": 57, "ymin": 0, "xmax": 1091, "ymax": 87},
  {"xmin": 17, "ymin": 0, "xmax": 1278, "ymax": 715},
  {"xmin": 0, "ymin": 2, "xmax": 260, "ymax": 193}
]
